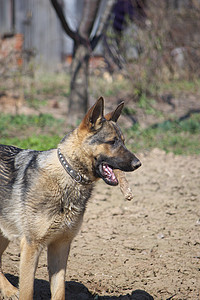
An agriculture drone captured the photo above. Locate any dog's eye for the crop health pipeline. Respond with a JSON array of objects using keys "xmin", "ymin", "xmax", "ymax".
[{"xmin": 106, "ymin": 139, "xmax": 117, "ymax": 145}]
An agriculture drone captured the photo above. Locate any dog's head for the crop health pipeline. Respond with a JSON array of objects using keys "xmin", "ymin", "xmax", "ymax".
[{"xmin": 78, "ymin": 97, "xmax": 141, "ymax": 186}]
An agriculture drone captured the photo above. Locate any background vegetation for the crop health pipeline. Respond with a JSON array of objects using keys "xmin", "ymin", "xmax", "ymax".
[
  {"xmin": 0, "ymin": 1, "xmax": 200, "ymax": 155},
  {"xmin": 0, "ymin": 74, "xmax": 200, "ymax": 155}
]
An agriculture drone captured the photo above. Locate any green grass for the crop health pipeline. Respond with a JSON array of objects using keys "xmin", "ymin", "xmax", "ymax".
[
  {"xmin": 0, "ymin": 113, "xmax": 64, "ymax": 134},
  {"xmin": 89, "ymin": 75, "xmax": 130, "ymax": 98},
  {"xmin": 29, "ymin": 72, "xmax": 70, "ymax": 96},
  {"xmin": 0, "ymin": 135, "xmax": 61, "ymax": 151},
  {"xmin": 0, "ymin": 113, "xmax": 65, "ymax": 150},
  {"xmin": 126, "ymin": 113, "xmax": 200, "ymax": 155},
  {"xmin": 137, "ymin": 93, "xmax": 163, "ymax": 116},
  {"xmin": 154, "ymin": 78, "xmax": 200, "ymax": 95},
  {"xmin": 23, "ymin": 72, "xmax": 70, "ymax": 109},
  {"xmin": 0, "ymin": 111, "xmax": 199, "ymax": 155}
]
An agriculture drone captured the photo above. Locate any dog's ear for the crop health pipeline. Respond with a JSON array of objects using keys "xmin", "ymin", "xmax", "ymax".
[
  {"xmin": 80, "ymin": 97, "xmax": 104, "ymax": 131},
  {"xmin": 105, "ymin": 101, "xmax": 124, "ymax": 122}
]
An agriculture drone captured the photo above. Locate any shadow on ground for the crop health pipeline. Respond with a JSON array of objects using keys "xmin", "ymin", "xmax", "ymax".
[{"xmin": 5, "ymin": 274, "xmax": 154, "ymax": 300}]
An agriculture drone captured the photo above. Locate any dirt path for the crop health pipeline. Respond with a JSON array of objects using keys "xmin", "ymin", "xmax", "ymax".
[{"xmin": 2, "ymin": 149, "xmax": 200, "ymax": 299}]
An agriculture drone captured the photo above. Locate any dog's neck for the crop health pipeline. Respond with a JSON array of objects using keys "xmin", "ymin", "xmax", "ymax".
[{"xmin": 57, "ymin": 148, "xmax": 92, "ymax": 185}]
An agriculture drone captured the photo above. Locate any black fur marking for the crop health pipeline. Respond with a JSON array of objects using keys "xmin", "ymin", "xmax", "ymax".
[
  {"xmin": 0, "ymin": 145, "xmax": 23, "ymax": 207},
  {"xmin": 96, "ymin": 154, "xmax": 135, "ymax": 172},
  {"xmin": 88, "ymin": 121, "xmax": 124, "ymax": 146},
  {"xmin": 22, "ymin": 151, "xmax": 40, "ymax": 196}
]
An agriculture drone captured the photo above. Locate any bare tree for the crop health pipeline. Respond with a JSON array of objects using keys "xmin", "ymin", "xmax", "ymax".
[{"xmin": 50, "ymin": 0, "xmax": 114, "ymax": 124}]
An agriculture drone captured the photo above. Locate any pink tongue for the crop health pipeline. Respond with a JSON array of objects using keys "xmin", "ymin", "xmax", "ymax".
[{"xmin": 103, "ymin": 164, "xmax": 117, "ymax": 182}]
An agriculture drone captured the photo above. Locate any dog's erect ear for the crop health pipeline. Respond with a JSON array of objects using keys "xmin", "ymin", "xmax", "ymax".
[
  {"xmin": 80, "ymin": 97, "xmax": 104, "ymax": 131},
  {"xmin": 105, "ymin": 101, "xmax": 124, "ymax": 122}
]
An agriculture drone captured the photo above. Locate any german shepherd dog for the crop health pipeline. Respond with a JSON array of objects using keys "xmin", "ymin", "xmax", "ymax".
[{"xmin": 0, "ymin": 97, "xmax": 141, "ymax": 300}]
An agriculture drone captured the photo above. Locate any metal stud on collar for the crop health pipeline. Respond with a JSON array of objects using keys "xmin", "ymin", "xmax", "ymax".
[{"xmin": 57, "ymin": 148, "xmax": 90, "ymax": 184}]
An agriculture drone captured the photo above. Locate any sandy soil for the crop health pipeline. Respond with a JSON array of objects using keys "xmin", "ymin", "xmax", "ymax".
[{"xmin": 1, "ymin": 149, "xmax": 200, "ymax": 300}]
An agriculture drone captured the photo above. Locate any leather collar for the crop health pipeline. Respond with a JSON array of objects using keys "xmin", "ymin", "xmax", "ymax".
[{"xmin": 57, "ymin": 148, "xmax": 92, "ymax": 185}]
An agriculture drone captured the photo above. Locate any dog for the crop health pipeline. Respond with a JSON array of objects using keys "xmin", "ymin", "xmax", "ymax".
[{"xmin": 0, "ymin": 97, "xmax": 141, "ymax": 300}]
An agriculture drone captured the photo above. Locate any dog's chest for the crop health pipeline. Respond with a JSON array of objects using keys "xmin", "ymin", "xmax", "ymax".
[
  {"xmin": 61, "ymin": 184, "xmax": 92, "ymax": 223},
  {"xmin": 43, "ymin": 183, "xmax": 93, "ymax": 242}
]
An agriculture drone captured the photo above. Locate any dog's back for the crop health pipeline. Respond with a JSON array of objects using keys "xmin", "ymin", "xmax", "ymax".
[
  {"xmin": 0, "ymin": 144, "xmax": 22, "ymax": 189},
  {"xmin": 0, "ymin": 145, "xmax": 41, "ymax": 240}
]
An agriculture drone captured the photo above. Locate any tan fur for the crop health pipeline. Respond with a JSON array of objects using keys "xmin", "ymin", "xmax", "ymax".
[{"xmin": 0, "ymin": 232, "xmax": 19, "ymax": 299}]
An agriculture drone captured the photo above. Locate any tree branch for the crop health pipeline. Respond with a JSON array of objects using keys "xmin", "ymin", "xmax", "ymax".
[
  {"xmin": 90, "ymin": 0, "xmax": 115, "ymax": 50},
  {"xmin": 50, "ymin": 0, "xmax": 78, "ymax": 41},
  {"xmin": 79, "ymin": 0, "xmax": 101, "ymax": 39}
]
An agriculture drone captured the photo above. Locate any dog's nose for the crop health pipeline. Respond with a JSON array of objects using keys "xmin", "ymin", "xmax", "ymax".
[{"xmin": 132, "ymin": 158, "xmax": 141, "ymax": 170}]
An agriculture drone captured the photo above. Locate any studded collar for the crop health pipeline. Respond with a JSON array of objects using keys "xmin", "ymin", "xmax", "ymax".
[{"xmin": 57, "ymin": 148, "xmax": 92, "ymax": 185}]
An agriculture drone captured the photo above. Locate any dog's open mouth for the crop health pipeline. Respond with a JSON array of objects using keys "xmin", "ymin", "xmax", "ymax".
[{"xmin": 98, "ymin": 163, "xmax": 118, "ymax": 186}]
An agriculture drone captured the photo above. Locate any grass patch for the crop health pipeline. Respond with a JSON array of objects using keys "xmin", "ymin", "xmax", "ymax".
[
  {"xmin": 0, "ymin": 113, "xmax": 64, "ymax": 135},
  {"xmin": 155, "ymin": 78, "xmax": 200, "ymax": 95},
  {"xmin": 127, "ymin": 113, "xmax": 200, "ymax": 155},
  {"xmin": 23, "ymin": 72, "xmax": 70, "ymax": 109},
  {"xmin": 89, "ymin": 75, "xmax": 130, "ymax": 98},
  {"xmin": 137, "ymin": 93, "xmax": 163, "ymax": 116},
  {"xmin": 35, "ymin": 72, "xmax": 70, "ymax": 97},
  {"xmin": 0, "ymin": 113, "xmax": 65, "ymax": 150},
  {"xmin": 0, "ymin": 135, "xmax": 61, "ymax": 151},
  {"xmin": 0, "ymin": 112, "xmax": 199, "ymax": 155}
]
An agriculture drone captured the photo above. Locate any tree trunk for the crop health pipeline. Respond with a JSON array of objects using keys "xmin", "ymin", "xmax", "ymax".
[
  {"xmin": 68, "ymin": 0, "xmax": 100, "ymax": 124},
  {"xmin": 50, "ymin": 0, "xmax": 115, "ymax": 124},
  {"xmin": 68, "ymin": 44, "xmax": 90, "ymax": 124}
]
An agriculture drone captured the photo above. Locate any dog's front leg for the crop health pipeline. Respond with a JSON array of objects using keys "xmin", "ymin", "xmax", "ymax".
[
  {"xmin": 19, "ymin": 236, "xmax": 41, "ymax": 300},
  {"xmin": 48, "ymin": 239, "xmax": 71, "ymax": 300}
]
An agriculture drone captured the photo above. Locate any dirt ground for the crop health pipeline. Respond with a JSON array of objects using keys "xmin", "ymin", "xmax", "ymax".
[
  {"xmin": 0, "ymin": 88, "xmax": 200, "ymax": 299},
  {"xmin": 1, "ymin": 148, "xmax": 200, "ymax": 300}
]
